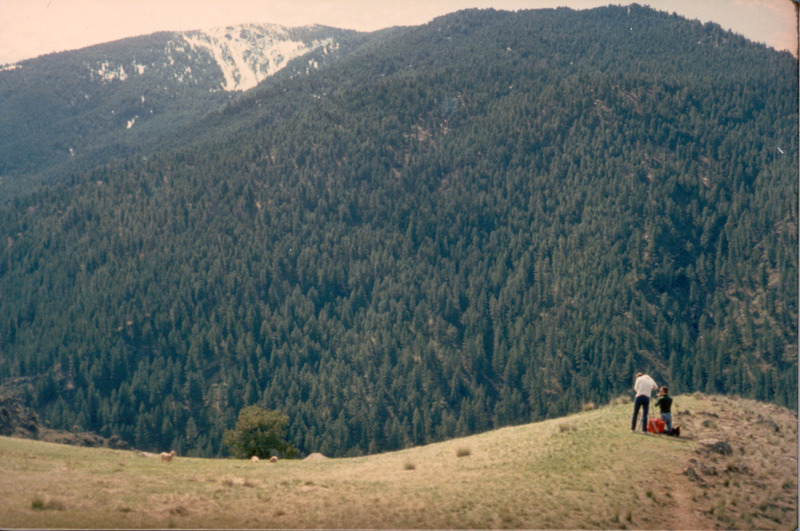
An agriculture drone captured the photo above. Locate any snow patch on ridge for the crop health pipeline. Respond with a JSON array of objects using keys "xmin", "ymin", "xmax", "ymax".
[
  {"xmin": 182, "ymin": 24, "xmax": 333, "ymax": 91},
  {"xmin": 94, "ymin": 60, "xmax": 128, "ymax": 82},
  {"xmin": 89, "ymin": 59, "xmax": 149, "ymax": 83}
]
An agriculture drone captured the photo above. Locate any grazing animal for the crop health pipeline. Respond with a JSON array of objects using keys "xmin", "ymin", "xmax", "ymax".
[
  {"xmin": 160, "ymin": 450, "xmax": 177, "ymax": 462},
  {"xmin": 250, "ymin": 456, "xmax": 260, "ymax": 463},
  {"xmin": 269, "ymin": 456, "xmax": 278, "ymax": 463}
]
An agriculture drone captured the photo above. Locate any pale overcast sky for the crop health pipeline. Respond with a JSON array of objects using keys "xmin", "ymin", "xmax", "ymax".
[{"xmin": 0, "ymin": 0, "xmax": 796, "ymax": 65}]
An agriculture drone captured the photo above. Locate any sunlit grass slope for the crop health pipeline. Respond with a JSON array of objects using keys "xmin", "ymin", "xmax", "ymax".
[{"xmin": 0, "ymin": 393, "xmax": 796, "ymax": 529}]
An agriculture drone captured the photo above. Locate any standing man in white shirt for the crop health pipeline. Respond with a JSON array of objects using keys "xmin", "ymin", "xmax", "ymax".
[{"xmin": 631, "ymin": 372, "xmax": 658, "ymax": 433}]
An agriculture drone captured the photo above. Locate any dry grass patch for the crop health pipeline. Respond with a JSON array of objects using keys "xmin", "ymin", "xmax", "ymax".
[
  {"xmin": 31, "ymin": 495, "xmax": 66, "ymax": 511},
  {"xmin": 558, "ymin": 421, "xmax": 577, "ymax": 432}
]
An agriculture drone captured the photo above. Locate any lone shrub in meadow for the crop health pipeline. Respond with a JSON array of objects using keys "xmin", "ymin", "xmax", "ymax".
[{"xmin": 223, "ymin": 405, "xmax": 298, "ymax": 459}]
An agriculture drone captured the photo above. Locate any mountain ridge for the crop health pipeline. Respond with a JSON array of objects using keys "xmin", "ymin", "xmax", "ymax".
[{"xmin": 0, "ymin": 22, "xmax": 358, "ymax": 191}]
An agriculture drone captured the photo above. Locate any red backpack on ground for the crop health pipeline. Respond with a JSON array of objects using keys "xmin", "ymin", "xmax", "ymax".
[
  {"xmin": 646, "ymin": 418, "xmax": 680, "ymax": 436},
  {"xmin": 647, "ymin": 418, "xmax": 666, "ymax": 434}
]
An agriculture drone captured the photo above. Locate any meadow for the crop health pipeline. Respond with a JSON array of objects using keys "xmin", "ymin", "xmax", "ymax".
[{"xmin": 1, "ymin": 393, "xmax": 796, "ymax": 529}]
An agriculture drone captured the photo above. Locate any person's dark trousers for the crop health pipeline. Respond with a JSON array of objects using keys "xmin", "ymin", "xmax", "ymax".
[{"xmin": 631, "ymin": 395, "xmax": 650, "ymax": 432}]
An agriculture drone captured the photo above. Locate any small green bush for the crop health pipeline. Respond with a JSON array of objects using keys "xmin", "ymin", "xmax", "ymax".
[{"xmin": 223, "ymin": 405, "xmax": 298, "ymax": 459}]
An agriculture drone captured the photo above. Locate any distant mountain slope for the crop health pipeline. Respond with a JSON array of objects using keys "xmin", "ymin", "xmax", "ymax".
[
  {"xmin": 0, "ymin": 23, "xmax": 354, "ymax": 192},
  {"xmin": 0, "ymin": 6, "xmax": 796, "ymax": 460}
]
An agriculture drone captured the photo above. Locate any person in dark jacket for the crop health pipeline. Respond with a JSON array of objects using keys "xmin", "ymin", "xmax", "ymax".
[{"xmin": 654, "ymin": 386, "xmax": 673, "ymax": 434}]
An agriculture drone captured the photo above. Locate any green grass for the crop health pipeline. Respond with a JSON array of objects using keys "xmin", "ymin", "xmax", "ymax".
[{"xmin": 0, "ymin": 394, "xmax": 795, "ymax": 529}]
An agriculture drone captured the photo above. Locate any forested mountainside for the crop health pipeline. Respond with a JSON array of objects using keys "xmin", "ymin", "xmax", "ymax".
[
  {"xmin": 0, "ymin": 6, "xmax": 796, "ymax": 458},
  {"xmin": 0, "ymin": 24, "xmax": 355, "ymax": 193}
]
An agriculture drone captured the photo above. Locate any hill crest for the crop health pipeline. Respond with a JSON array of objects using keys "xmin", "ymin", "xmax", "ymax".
[{"xmin": 0, "ymin": 394, "xmax": 796, "ymax": 529}]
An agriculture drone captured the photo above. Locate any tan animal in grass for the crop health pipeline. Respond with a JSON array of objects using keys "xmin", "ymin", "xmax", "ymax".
[
  {"xmin": 269, "ymin": 456, "xmax": 278, "ymax": 463},
  {"xmin": 160, "ymin": 450, "xmax": 177, "ymax": 462},
  {"xmin": 250, "ymin": 456, "xmax": 260, "ymax": 463}
]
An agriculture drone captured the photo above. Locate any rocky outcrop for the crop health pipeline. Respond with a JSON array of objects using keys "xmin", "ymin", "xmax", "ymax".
[
  {"xmin": 0, "ymin": 382, "xmax": 130, "ymax": 450},
  {"xmin": 0, "ymin": 388, "xmax": 40, "ymax": 439}
]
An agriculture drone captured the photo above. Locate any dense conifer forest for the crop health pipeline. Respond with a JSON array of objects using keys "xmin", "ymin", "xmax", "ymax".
[{"xmin": 0, "ymin": 6, "xmax": 796, "ymax": 457}]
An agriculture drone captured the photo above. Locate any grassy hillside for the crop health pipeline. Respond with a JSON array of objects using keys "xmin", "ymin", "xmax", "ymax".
[{"xmin": 1, "ymin": 394, "xmax": 795, "ymax": 529}]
